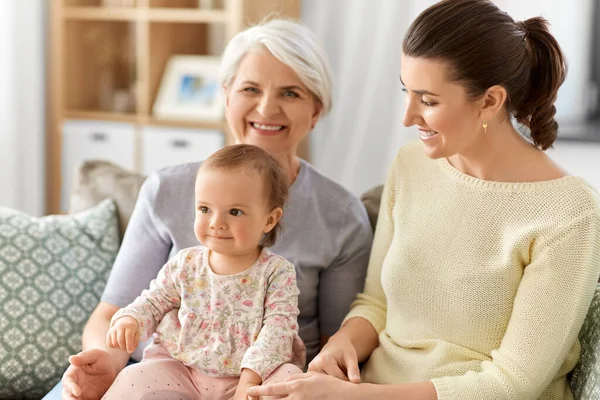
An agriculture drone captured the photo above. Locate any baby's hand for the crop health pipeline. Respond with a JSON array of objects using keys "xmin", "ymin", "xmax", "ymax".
[{"xmin": 106, "ymin": 316, "xmax": 140, "ymax": 354}]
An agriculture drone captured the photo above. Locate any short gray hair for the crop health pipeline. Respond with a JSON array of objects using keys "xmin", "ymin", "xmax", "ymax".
[{"xmin": 219, "ymin": 19, "xmax": 333, "ymax": 116}]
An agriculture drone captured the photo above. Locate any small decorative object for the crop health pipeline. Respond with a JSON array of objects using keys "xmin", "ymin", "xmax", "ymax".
[
  {"xmin": 198, "ymin": 0, "xmax": 214, "ymax": 9},
  {"xmin": 153, "ymin": 55, "xmax": 224, "ymax": 122},
  {"xmin": 112, "ymin": 89, "xmax": 133, "ymax": 113}
]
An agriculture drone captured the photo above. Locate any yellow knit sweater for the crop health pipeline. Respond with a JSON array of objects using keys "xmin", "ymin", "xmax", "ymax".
[{"xmin": 344, "ymin": 141, "xmax": 600, "ymax": 400}]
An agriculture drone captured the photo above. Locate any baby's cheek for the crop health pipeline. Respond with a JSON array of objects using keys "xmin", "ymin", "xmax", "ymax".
[
  {"xmin": 237, "ymin": 227, "xmax": 252, "ymax": 241},
  {"xmin": 193, "ymin": 217, "xmax": 205, "ymax": 238},
  {"xmin": 240, "ymin": 226, "xmax": 260, "ymax": 244}
]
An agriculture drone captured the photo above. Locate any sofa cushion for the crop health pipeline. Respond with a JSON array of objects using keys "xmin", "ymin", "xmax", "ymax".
[
  {"xmin": 0, "ymin": 199, "xmax": 120, "ymax": 399},
  {"xmin": 69, "ymin": 160, "xmax": 146, "ymax": 239},
  {"xmin": 570, "ymin": 284, "xmax": 600, "ymax": 398},
  {"xmin": 360, "ymin": 184, "xmax": 383, "ymax": 231}
]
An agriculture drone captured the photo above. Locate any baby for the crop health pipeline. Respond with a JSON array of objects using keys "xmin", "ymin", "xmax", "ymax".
[{"xmin": 103, "ymin": 144, "xmax": 304, "ymax": 400}]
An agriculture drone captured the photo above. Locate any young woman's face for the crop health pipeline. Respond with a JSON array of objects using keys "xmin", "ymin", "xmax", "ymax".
[
  {"xmin": 400, "ymin": 54, "xmax": 483, "ymax": 159},
  {"xmin": 194, "ymin": 168, "xmax": 279, "ymax": 257},
  {"xmin": 225, "ymin": 49, "xmax": 322, "ymax": 157}
]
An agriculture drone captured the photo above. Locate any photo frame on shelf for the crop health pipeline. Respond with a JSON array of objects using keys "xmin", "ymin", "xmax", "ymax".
[{"xmin": 153, "ymin": 55, "xmax": 224, "ymax": 122}]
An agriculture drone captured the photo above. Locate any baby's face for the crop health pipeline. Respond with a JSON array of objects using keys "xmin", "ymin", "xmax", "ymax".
[{"xmin": 193, "ymin": 167, "xmax": 275, "ymax": 257}]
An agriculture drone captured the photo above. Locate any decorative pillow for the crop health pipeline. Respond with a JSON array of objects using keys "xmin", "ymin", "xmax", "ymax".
[
  {"xmin": 571, "ymin": 284, "xmax": 600, "ymax": 399},
  {"xmin": 69, "ymin": 160, "xmax": 146, "ymax": 239},
  {"xmin": 0, "ymin": 199, "xmax": 120, "ymax": 399},
  {"xmin": 360, "ymin": 184, "xmax": 383, "ymax": 231}
]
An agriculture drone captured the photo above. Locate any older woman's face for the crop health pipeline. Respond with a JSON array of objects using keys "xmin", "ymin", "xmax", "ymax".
[{"xmin": 225, "ymin": 49, "xmax": 322, "ymax": 156}]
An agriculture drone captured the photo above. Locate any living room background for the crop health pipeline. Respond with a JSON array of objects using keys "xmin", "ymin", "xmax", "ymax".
[{"xmin": 1, "ymin": 0, "xmax": 599, "ymax": 217}]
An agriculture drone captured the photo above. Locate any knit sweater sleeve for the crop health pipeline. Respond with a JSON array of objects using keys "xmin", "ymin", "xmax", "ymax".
[
  {"xmin": 432, "ymin": 211, "xmax": 600, "ymax": 400},
  {"xmin": 342, "ymin": 154, "xmax": 398, "ymax": 333}
]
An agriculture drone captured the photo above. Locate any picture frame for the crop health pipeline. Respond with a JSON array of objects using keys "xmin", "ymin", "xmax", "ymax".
[{"xmin": 152, "ymin": 55, "xmax": 225, "ymax": 122}]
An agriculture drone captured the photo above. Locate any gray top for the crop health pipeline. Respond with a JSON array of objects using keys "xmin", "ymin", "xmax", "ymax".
[{"xmin": 101, "ymin": 159, "xmax": 373, "ymax": 364}]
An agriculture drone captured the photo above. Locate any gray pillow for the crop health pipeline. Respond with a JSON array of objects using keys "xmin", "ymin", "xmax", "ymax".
[
  {"xmin": 360, "ymin": 184, "xmax": 383, "ymax": 231},
  {"xmin": 69, "ymin": 160, "xmax": 146, "ymax": 239},
  {"xmin": 570, "ymin": 284, "xmax": 600, "ymax": 399},
  {"xmin": 0, "ymin": 199, "xmax": 120, "ymax": 399}
]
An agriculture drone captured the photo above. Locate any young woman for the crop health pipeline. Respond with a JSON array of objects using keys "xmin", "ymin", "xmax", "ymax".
[{"xmin": 249, "ymin": 1, "xmax": 600, "ymax": 399}]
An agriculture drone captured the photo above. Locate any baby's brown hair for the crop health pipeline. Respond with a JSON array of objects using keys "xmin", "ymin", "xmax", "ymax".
[{"xmin": 198, "ymin": 144, "xmax": 289, "ymax": 247}]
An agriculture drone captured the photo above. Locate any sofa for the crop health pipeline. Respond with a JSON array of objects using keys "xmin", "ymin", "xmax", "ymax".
[{"xmin": 0, "ymin": 160, "xmax": 599, "ymax": 399}]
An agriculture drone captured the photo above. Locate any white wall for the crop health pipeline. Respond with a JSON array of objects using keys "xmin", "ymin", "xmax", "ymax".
[
  {"xmin": 0, "ymin": 1, "xmax": 45, "ymax": 215},
  {"xmin": 547, "ymin": 141, "xmax": 600, "ymax": 191}
]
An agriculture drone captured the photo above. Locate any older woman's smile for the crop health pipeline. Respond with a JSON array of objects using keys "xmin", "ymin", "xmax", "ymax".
[{"xmin": 250, "ymin": 122, "xmax": 286, "ymax": 135}]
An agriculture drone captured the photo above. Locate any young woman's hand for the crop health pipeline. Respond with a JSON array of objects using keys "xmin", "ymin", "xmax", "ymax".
[
  {"xmin": 106, "ymin": 316, "xmax": 140, "ymax": 354},
  {"xmin": 307, "ymin": 331, "xmax": 361, "ymax": 383},
  {"xmin": 247, "ymin": 372, "xmax": 361, "ymax": 399}
]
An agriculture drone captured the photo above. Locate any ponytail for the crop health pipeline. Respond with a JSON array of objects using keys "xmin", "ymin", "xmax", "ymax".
[{"xmin": 513, "ymin": 17, "xmax": 567, "ymax": 150}]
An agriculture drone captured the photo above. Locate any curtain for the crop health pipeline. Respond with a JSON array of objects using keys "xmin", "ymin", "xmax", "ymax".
[
  {"xmin": 302, "ymin": 0, "xmax": 436, "ymax": 196},
  {"xmin": 0, "ymin": 1, "xmax": 45, "ymax": 215},
  {"xmin": 0, "ymin": 1, "xmax": 18, "ymax": 208}
]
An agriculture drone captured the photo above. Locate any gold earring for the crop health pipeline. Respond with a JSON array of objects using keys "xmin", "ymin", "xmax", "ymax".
[{"xmin": 482, "ymin": 120, "xmax": 488, "ymax": 134}]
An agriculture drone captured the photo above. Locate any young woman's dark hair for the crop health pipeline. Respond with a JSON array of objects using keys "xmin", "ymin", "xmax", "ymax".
[{"xmin": 403, "ymin": 0, "xmax": 567, "ymax": 150}]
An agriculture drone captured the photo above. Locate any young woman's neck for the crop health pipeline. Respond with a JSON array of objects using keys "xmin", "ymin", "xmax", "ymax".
[
  {"xmin": 208, "ymin": 247, "xmax": 261, "ymax": 276},
  {"xmin": 448, "ymin": 120, "xmax": 541, "ymax": 182}
]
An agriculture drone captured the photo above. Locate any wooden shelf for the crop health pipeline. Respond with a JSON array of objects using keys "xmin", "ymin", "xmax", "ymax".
[
  {"xmin": 64, "ymin": 110, "xmax": 228, "ymax": 132},
  {"xmin": 62, "ymin": 7, "xmax": 227, "ymax": 23},
  {"xmin": 47, "ymin": 0, "xmax": 302, "ymax": 214},
  {"xmin": 143, "ymin": 116, "xmax": 228, "ymax": 131},
  {"xmin": 63, "ymin": 7, "xmax": 138, "ymax": 21},
  {"xmin": 147, "ymin": 9, "xmax": 227, "ymax": 23},
  {"xmin": 64, "ymin": 110, "xmax": 140, "ymax": 123}
]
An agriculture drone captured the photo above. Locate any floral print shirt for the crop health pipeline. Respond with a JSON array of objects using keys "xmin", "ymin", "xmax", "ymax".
[{"xmin": 111, "ymin": 246, "xmax": 302, "ymax": 380}]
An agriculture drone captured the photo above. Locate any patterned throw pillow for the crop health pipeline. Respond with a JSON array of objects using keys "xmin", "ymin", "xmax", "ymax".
[
  {"xmin": 571, "ymin": 284, "xmax": 600, "ymax": 399},
  {"xmin": 0, "ymin": 199, "xmax": 120, "ymax": 399}
]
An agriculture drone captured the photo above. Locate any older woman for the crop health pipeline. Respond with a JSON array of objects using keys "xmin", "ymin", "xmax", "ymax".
[
  {"xmin": 248, "ymin": 1, "xmax": 600, "ymax": 400},
  {"xmin": 52, "ymin": 19, "xmax": 372, "ymax": 400}
]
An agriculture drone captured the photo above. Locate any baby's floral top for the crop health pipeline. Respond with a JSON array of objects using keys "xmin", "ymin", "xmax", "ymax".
[{"xmin": 111, "ymin": 246, "xmax": 302, "ymax": 380}]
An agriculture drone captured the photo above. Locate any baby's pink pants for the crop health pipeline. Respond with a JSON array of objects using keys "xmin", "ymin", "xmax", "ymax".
[{"xmin": 103, "ymin": 343, "xmax": 302, "ymax": 400}]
